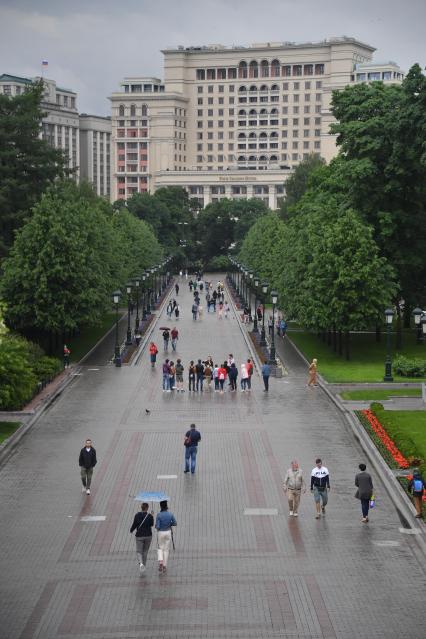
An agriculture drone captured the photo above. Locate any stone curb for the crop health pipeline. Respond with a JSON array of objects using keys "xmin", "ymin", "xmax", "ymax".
[{"xmin": 285, "ymin": 335, "xmax": 426, "ymax": 555}]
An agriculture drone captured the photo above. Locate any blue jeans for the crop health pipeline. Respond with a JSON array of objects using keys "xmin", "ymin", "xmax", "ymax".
[
  {"xmin": 185, "ymin": 446, "xmax": 198, "ymax": 473},
  {"xmin": 171, "ymin": 339, "xmax": 177, "ymax": 351},
  {"xmin": 163, "ymin": 374, "xmax": 170, "ymax": 391},
  {"xmin": 196, "ymin": 376, "xmax": 203, "ymax": 391}
]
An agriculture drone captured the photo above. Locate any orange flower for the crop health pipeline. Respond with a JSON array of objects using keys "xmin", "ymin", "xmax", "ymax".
[{"xmin": 361, "ymin": 409, "xmax": 410, "ymax": 469}]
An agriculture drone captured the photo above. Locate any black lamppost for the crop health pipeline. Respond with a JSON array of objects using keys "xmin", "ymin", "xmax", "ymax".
[
  {"xmin": 142, "ymin": 271, "xmax": 149, "ymax": 317},
  {"xmin": 253, "ymin": 275, "xmax": 260, "ymax": 333},
  {"xmin": 236, "ymin": 263, "xmax": 240, "ymax": 297},
  {"xmin": 133, "ymin": 276, "xmax": 140, "ymax": 331},
  {"xmin": 112, "ymin": 289, "xmax": 122, "ymax": 367},
  {"xmin": 413, "ymin": 307, "xmax": 423, "ymax": 344},
  {"xmin": 248, "ymin": 270, "xmax": 254, "ymax": 317},
  {"xmin": 260, "ymin": 280, "xmax": 268, "ymax": 346},
  {"xmin": 126, "ymin": 282, "xmax": 133, "ymax": 345},
  {"xmin": 384, "ymin": 307, "xmax": 394, "ymax": 382},
  {"xmin": 269, "ymin": 290, "xmax": 278, "ymax": 364}
]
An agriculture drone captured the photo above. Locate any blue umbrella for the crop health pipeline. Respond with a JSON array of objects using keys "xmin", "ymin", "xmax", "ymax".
[{"xmin": 134, "ymin": 490, "xmax": 170, "ymax": 502}]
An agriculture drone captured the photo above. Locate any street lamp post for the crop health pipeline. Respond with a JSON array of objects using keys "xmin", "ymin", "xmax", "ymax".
[
  {"xmin": 133, "ymin": 276, "xmax": 140, "ymax": 331},
  {"xmin": 126, "ymin": 282, "xmax": 133, "ymax": 345},
  {"xmin": 142, "ymin": 272, "xmax": 147, "ymax": 319},
  {"xmin": 269, "ymin": 290, "xmax": 278, "ymax": 364},
  {"xmin": 249, "ymin": 270, "xmax": 254, "ymax": 318},
  {"xmin": 253, "ymin": 275, "xmax": 260, "ymax": 333},
  {"xmin": 384, "ymin": 308, "xmax": 394, "ymax": 382},
  {"xmin": 112, "ymin": 289, "xmax": 122, "ymax": 367},
  {"xmin": 260, "ymin": 281, "xmax": 268, "ymax": 346}
]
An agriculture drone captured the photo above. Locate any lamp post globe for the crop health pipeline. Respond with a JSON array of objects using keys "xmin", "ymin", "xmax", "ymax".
[
  {"xmin": 384, "ymin": 307, "xmax": 394, "ymax": 382},
  {"xmin": 269, "ymin": 290, "xmax": 278, "ymax": 364}
]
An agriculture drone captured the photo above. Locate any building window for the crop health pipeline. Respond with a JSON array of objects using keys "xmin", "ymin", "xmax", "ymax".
[
  {"xmin": 315, "ymin": 129, "xmax": 321, "ymax": 136},
  {"xmin": 304, "ymin": 129, "xmax": 310, "ymax": 137},
  {"xmin": 197, "ymin": 155, "xmax": 203, "ymax": 162},
  {"xmin": 196, "ymin": 69, "xmax": 205, "ymax": 80},
  {"xmin": 228, "ymin": 68, "xmax": 237, "ymax": 79},
  {"xmin": 316, "ymin": 93, "xmax": 322, "ymax": 101},
  {"xmin": 282, "ymin": 65, "xmax": 291, "ymax": 77},
  {"xmin": 316, "ymin": 80, "xmax": 322, "ymax": 88},
  {"xmin": 208, "ymin": 109, "xmax": 213, "ymax": 116},
  {"xmin": 208, "ymin": 97, "xmax": 213, "ymax": 105},
  {"xmin": 198, "ymin": 86, "xmax": 203, "ymax": 93},
  {"xmin": 315, "ymin": 105, "xmax": 321, "ymax": 113},
  {"xmin": 293, "ymin": 65, "xmax": 302, "ymax": 76},
  {"xmin": 207, "ymin": 69, "xmax": 216, "ymax": 80},
  {"xmin": 294, "ymin": 94, "xmax": 299, "ymax": 103},
  {"xmin": 315, "ymin": 64, "xmax": 324, "ymax": 75},
  {"xmin": 260, "ymin": 60, "xmax": 269, "ymax": 78},
  {"xmin": 208, "ymin": 85, "xmax": 214, "ymax": 93},
  {"xmin": 282, "ymin": 82, "xmax": 289, "ymax": 91},
  {"xmin": 219, "ymin": 97, "xmax": 224, "ymax": 104},
  {"xmin": 228, "ymin": 120, "xmax": 234, "ymax": 127},
  {"xmin": 198, "ymin": 98, "xmax": 203, "ymax": 105},
  {"xmin": 314, "ymin": 141, "xmax": 320, "ymax": 149},
  {"xmin": 219, "ymin": 84, "xmax": 224, "ymax": 92},
  {"xmin": 293, "ymin": 130, "xmax": 299, "ymax": 138},
  {"xmin": 197, "ymin": 121, "xmax": 203, "ymax": 128},
  {"xmin": 304, "ymin": 106, "xmax": 310, "ymax": 113},
  {"xmin": 304, "ymin": 64, "xmax": 313, "ymax": 75}
]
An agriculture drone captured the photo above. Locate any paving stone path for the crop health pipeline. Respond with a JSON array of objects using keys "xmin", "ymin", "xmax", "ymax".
[{"xmin": 0, "ymin": 277, "xmax": 425, "ymax": 639}]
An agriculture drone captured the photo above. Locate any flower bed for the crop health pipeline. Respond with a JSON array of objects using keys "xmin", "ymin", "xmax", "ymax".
[{"xmin": 361, "ymin": 409, "xmax": 410, "ymax": 468}]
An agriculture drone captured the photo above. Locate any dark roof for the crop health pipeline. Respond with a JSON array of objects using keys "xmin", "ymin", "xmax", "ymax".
[{"xmin": 0, "ymin": 73, "xmax": 33, "ymax": 84}]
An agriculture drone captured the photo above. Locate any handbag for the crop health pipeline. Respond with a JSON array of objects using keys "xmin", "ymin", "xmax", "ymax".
[{"xmin": 184, "ymin": 434, "xmax": 191, "ymax": 447}]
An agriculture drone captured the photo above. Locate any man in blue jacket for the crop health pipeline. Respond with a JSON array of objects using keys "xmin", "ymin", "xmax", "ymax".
[
  {"xmin": 261, "ymin": 361, "xmax": 271, "ymax": 392},
  {"xmin": 184, "ymin": 423, "xmax": 201, "ymax": 474}
]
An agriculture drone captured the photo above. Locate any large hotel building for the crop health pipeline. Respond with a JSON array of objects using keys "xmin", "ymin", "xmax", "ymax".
[{"xmin": 109, "ymin": 37, "xmax": 404, "ymax": 208}]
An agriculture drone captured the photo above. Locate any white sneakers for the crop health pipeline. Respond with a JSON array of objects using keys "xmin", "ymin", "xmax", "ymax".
[
  {"xmin": 82, "ymin": 486, "xmax": 86, "ymax": 493},
  {"xmin": 139, "ymin": 563, "xmax": 145, "ymax": 573},
  {"xmin": 289, "ymin": 511, "xmax": 293, "ymax": 516},
  {"xmin": 86, "ymin": 488, "xmax": 91, "ymax": 495}
]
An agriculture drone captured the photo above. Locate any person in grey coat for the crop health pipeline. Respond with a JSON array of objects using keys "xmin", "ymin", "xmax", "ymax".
[{"xmin": 355, "ymin": 463, "xmax": 374, "ymax": 523}]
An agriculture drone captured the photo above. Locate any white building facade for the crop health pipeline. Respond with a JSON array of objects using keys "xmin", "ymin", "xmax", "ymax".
[{"xmin": 79, "ymin": 115, "xmax": 111, "ymax": 198}]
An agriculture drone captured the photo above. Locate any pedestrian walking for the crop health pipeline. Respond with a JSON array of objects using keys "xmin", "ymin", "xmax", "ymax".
[
  {"xmin": 256, "ymin": 305, "xmax": 263, "ymax": 322},
  {"xmin": 63, "ymin": 344, "xmax": 71, "ymax": 368},
  {"xmin": 198, "ymin": 303, "xmax": 204, "ymax": 320},
  {"xmin": 240, "ymin": 363, "xmax": 249, "ymax": 391},
  {"xmin": 174, "ymin": 304, "xmax": 180, "ymax": 320},
  {"xmin": 192, "ymin": 302, "xmax": 198, "ymax": 321},
  {"xmin": 149, "ymin": 342, "xmax": 158, "ymax": 368},
  {"xmin": 228, "ymin": 362, "xmax": 238, "ymax": 391},
  {"xmin": 218, "ymin": 363, "xmax": 228, "ymax": 393},
  {"xmin": 243, "ymin": 305, "xmax": 250, "ymax": 324},
  {"xmin": 163, "ymin": 328, "xmax": 170, "ymax": 351},
  {"xmin": 169, "ymin": 361, "xmax": 176, "ymax": 390},
  {"xmin": 218, "ymin": 301, "xmax": 224, "ymax": 319},
  {"xmin": 311, "ymin": 458, "xmax": 330, "ymax": 518},
  {"xmin": 307, "ymin": 358, "xmax": 318, "ymax": 387},
  {"xmin": 213, "ymin": 363, "xmax": 220, "ymax": 391},
  {"xmin": 355, "ymin": 463, "xmax": 374, "ymax": 523},
  {"xmin": 175, "ymin": 283, "xmax": 179, "ymax": 296},
  {"xmin": 171, "ymin": 327, "xmax": 179, "ymax": 351},
  {"xmin": 156, "ymin": 500, "xmax": 177, "ymax": 573},
  {"xmin": 408, "ymin": 469, "xmax": 424, "ymax": 518},
  {"xmin": 246, "ymin": 358, "xmax": 253, "ymax": 390},
  {"xmin": 195, "ymin": 359, "xmax": 204, "ymax": 392},
  {"xmin": 184, "ymin": 423, "xmax": 202, "ymax": 474},
  {"xmin": 261, "ymin": 360, "xmax": 271, "ymax": 392},
  {"xmin": 79, "ymin": 438, "xmax": 97, "ymax": 495},
  {"xmin": 162, "ymin": 359, "xmax": 171, "ymax": 392},
  {"xmin": 283, "ymin": 460, "xmax": 306, "ymax": 516},
  {"xmin": 175, "ymin": 359, "xmax": 184, "ymax": 392},
  {"xmin": 188, "ymin": 360, "xmax": 196, "ymax": 392},
  {"xmin": 130, "ymin": 502, "xmax": 154, "ymax": 574},
  {"xmin": 166, "ymin": 300, "xmax": 173, "ymax": 318},
  {"xmin": 189, "ymin": 279, "xmax": 193, "ymax": 292}
]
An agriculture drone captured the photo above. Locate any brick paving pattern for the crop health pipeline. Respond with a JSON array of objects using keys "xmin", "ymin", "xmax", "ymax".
[{"xmin": 0, "ymin": 276, "xmax": 425, "ymax": 639}]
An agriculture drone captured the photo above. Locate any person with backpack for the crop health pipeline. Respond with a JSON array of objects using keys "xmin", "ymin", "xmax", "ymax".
[
  {"xmin": 149, "ymin": 342, "xmax": 158, "ymax": 368},
  {"xmin": 163, "ymin": 329, "xmax": 170, "ymax": 351},
  {"xmin": 175, "ymin": 359, "xmax": 184, "ymax": 392},
  {"xmin": 184, "ymin": 423, "xmax": 202, "ymax": 474},
  {"xmin": 408, "ymin": 470, "xmax": 424, "ymax": 518},
  {"xmin": 188, "ymin": 360, "xmax": 196, "ymax": 392},
  {"xmin": 354, "ymin": 463, "xmax": 374, "ymax": 523},
  {"xmin": 130, "ymin": 502, "xmax": 154, "ymax": 574},
  {"xmin": 171, "ymin": 327, "xmax": 179, "ymax": 351},
  {"xmin": 195, "ymin": 359, "xmax": 204, "ymax": 392}
]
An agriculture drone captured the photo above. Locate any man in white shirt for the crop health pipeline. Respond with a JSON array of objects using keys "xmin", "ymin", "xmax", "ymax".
[{"xmin": 310, "ymin": 458, "xmax": 330, "ymax": 519}]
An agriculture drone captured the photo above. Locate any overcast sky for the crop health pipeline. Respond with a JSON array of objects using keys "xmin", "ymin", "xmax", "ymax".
[{"xmin": 1, "ymin": 0, "xmax": 424, "ymax": 115}]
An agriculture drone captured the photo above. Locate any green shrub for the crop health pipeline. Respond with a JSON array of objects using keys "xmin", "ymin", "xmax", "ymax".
[
  {"xmin": 205, "ymin": 255, "xmax": 229, "ymax": 272},
  {"xmin": 32, "ymin": 356, "xmax": 62, "ymax": 381},
  {"xmin": 0, "ymin": 335, "xmax": 37, "ymax": 410},
  {"xmin": 393, "ymin": 354, "xmax": 426, "ymax": 377}
]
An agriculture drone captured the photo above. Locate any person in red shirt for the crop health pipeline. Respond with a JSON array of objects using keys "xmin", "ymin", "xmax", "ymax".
[
  {"xmin": 246, "ymin": 358, "xmax": 253, "ymax": 390},
  {"xmin": 171, "ymin": 328, "xmax": 179, "ymax": 351},
  {"xmin": 149, "ymin": 342, "xmax": 158, "ymax": 368},
  {"xmin": 218, "ymin": 362, "xmax": 228, "ymax": 394}
]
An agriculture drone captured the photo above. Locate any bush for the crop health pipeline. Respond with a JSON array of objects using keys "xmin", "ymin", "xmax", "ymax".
[
  {"xmin": 205, "ymin": 255, "xmax": 229, "ymax": 272},
  {"xmin": 32, "ymin": 356, "xmax": 62, "ymax": 381},
  {"xmin": 0, "ymin": 335, "xmax": 37, "ymax": 410},
  {"xmin": 393, "ymin": 354, "xmax": 426, "ymax": 377}
]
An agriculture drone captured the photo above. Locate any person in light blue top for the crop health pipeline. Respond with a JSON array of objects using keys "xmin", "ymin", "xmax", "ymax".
[
  {"xmin": 155, "ymin": 500, "xmax": 177, "ymax": 573},
  {"xmin": 261, "ymin": 360, "xmax": 271, "ymax": 392}
]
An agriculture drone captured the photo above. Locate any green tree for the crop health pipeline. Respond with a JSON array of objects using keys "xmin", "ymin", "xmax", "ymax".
[
  {"xmin": 238, "ymin": 213, "xmax": 286, "ymax": 289},
  {"xmin": 195, "ymin": 199, "xmax": 235, "ymax": 262},
  {"xmin": 0, "ymin": 334, "xmax": 37, "ymax": 410},
  {"xmin": 0, "ymin": 80, "xmax": 68, "ymax": 255},
  {"xmin": 279, "ymin": 153, "xmax": 325, "ymax": 219}
]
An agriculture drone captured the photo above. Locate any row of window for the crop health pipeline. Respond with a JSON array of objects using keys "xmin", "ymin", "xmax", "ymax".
[
  {"xmin": 56, "ymin": 94, "xmax": 76, "ymax": 109},
  {"xmin": 197, "ymin": 81, "xmax": 322, "ymax": 93},
  {"xmin": 196, "ymin": 62, "xmax": 325, "ymax": 80},
  {"xmin": 118, "ymin": 105, "xmax": 148, "ymax": 117}
]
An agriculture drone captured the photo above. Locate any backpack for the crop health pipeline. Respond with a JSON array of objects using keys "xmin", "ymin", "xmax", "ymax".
[{"xmin": 413, "ymin": 478, "xmax": 424, "ymax": 493}]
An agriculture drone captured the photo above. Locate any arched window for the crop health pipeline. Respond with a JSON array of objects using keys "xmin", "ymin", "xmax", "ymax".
[
  {"xmin": 259, "ymin": 155, "xmax": 267, "ymax": 162},
  {"xmin": 119, "ymin": 104, "xmax": 125, "ymax": 117},
  {"xmin": 238, "ymin": 85, "xmax": 247, "ymax": 92},
  {"xmin": 249, "ymin": 109, "xmax": 257, "ymax": 116},
  {"xmin": 260, "ymin": 84, "xmax": 268, "ymax": 91},
  {"xmin": 249, "ymin": 85, "xmax": 257, "ymax": 92},
  {"xmin": 260, "ymin": 108, "xmax": 268, "ymax": 115},
  {"xmin": 238, "ymin": 61, "xmax": 248, "ymax": 79},
  {"xmin": 249, "ymin": 155, "xmax": 257, "ymax": 162},
  {"xmin": 259, "ymin": 132, "xmax": 268, "ymax": 139},
  {"xmin": 238, "ymin": 109, "xmax": 247, "ymax": 116},
  {"xmin": 261, "ymin": 60, "xmax": 269, "ymax": 78},
  {"xmin": 249, "ymin": 131, "xmax": 257, "ymax": 139},
  {"xmin": 270, "ymin": 155, "xmax": 278, "ymax": 161},
  {"xmin": 141, "ymin": 104, "xmax": 148, "ymax": 116},
  {"xmin": 270, "ymin": 108, "xmax": 278, "ymax": 115},
  {"xmin": 271, "ymin": 60, "xmax": 280, "ymax": 77},
  {"xmin": 249, "ymin": 61, "xmax": 258, "ymax": 78},
  {"xmin": 270, "ymin": 84, "xmax": 279, "ymax": 91},
  {"xmin": 238, "ymin": 155, "xmax": 246, "ymax": 162},
  {"xmin": 270, "ymin": 131, "xmax": 278, "ymax": 138},
  {"xmin": 238, "ymin": 132, "xmax": 246, "ymax": 139},
  {"xmin": 130, "ymin": 104, "xmax": 136, "ymax": 117}
]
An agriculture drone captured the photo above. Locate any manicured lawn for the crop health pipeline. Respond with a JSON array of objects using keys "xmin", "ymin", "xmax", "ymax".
[
  {"xmin": 0, "ymin": 422, "xmax": 21, "ymax": 444},
  {"xmin": 288, "ymin": 330, "xmax": 426, "ymax": 383},
  {"xmin": 340, "ymin": 388, "xmax": 421, "ymax": 401},
  {"xmin": 67, "ymin": 313, "xmax": 117, "ymax": 363},
  {"xmin": 371, "ymin": 407, "xmax": 426, "ymax": 465}
]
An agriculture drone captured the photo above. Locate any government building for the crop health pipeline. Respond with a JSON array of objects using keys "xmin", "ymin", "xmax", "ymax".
[{"xmin": 109, "ymin": 37, "xmax": 404, "ymax": 208}]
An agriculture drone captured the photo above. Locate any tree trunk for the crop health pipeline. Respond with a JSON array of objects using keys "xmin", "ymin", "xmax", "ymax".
[
  {"xmin": 396, "ymin": 308, "xmax": 402, "ymax": 350},
  {"xmin": 332, "ymin": 325, "xmax": 337, "ymax": 352},
  {"xmin": 344, "ymin": 330, "xmax": 351, "ymax": 360},
  {"xmin": 338, "ymin": 330, "xmax": 343, "ymax": 356},
  {"xmin": 375, "ymin": 324, "xmax": 381, "ymax": 343},
  {"xmin": 403, "ymin": 305, "xmax": 411, "ymax": 329}
]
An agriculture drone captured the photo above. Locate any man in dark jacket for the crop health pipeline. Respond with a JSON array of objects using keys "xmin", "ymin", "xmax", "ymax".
[
  {"xmin": 355, "ymin": 463, "xmax": 374, "ymax": 523},
  {"xmin": 79, "ymin": 439, "xmax": 97, "ymax": 495},
  {"xmin": 184, "ymin": 423, "xmax": 201, "ymax": 474},
  {"xmin": 195, "ymin": 359, "xmax": 204, "ymax": 392},
  {"xmin": 130, "ymin": 502, "xmax": 154, "ymax": 573}
]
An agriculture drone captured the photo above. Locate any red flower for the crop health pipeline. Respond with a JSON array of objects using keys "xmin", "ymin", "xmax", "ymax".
[{"xmin": 361, "ymin": 409, "xmax": 410, "ymax": 469}]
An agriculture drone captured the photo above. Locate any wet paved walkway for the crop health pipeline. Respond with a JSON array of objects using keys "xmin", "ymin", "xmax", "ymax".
[{"xmin": 0, "ymin": 277, "xmax": 425, "ymax": 639}]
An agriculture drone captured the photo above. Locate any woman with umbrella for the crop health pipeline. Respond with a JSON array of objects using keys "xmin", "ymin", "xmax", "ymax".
[{"xmin": 156, "ymin": 500, "xmax": 177, "ymax": 573}]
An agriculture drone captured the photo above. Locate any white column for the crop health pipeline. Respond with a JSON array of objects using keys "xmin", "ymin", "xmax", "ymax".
[
  {"xmin": 225, "ymin": 184, "xmax": 232, "ymax": 200},
  {"xmin": 268, "ymin": 185, "xmax": 277, "ymax": 210},
  {"xmin": 246, "ymin": 184, "xmax": 254, "ymax": 199},
  {"xmin": 75, "ymin": 126, "xmax": 80, "ymax": 181},
  {"xmin": 203, "ymin": 185, "xmax": 211, "ymax": 206}
]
